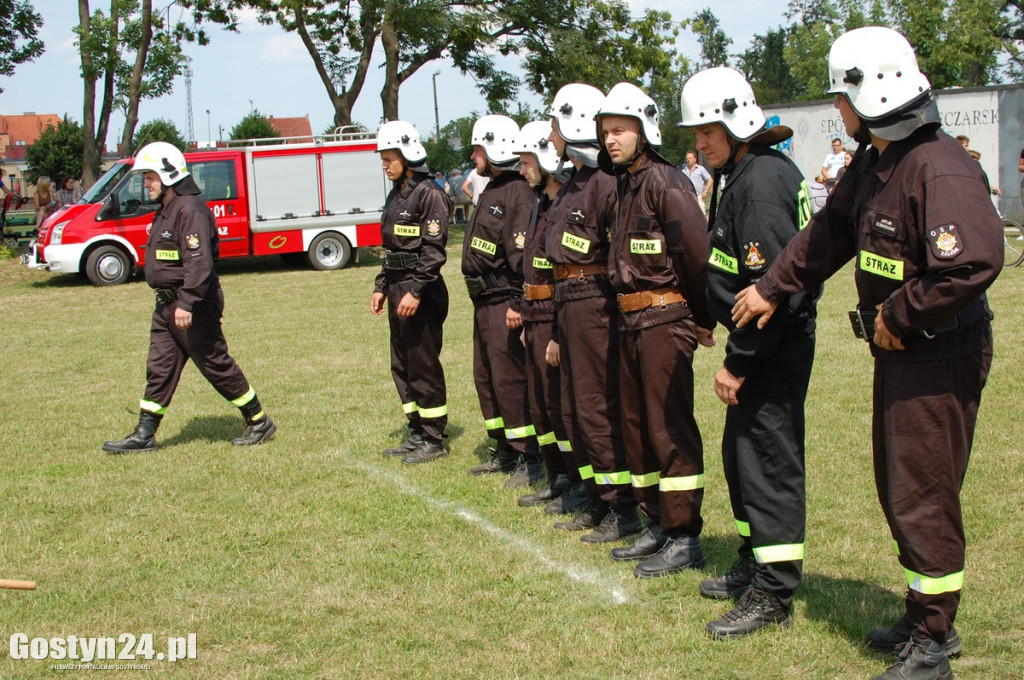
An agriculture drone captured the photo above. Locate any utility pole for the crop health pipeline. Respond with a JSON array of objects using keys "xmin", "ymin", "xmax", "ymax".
[{"xmin": 432, "ymin": 71, "xmax": 441, "ymax": 142}]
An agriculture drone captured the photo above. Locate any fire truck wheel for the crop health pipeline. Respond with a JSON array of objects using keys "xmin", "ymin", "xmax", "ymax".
[
  {"xmin": 85, "ymin": 245, "xmax": 133, "ymax": 286},
  {"xmin": 307, "ymin": 231, "xmax": 352, "ymax": 271}
]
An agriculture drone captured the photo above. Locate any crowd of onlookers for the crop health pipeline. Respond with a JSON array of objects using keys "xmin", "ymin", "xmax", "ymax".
[{"xmin": 0, "ymin": 169, "xmax": 83, "ymax": 230}]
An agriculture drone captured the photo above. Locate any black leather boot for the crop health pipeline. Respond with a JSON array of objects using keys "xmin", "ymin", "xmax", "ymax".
[
  {"xmin": 543, "ymin": 481, "xmax": 590, "ymax": 514},
  {"xmin": 699, "ymin": 555, "xmax": 757, "ymax": 599},
  {"xmin": 866, "ymin": 614, "xmax": 962, "ymax": 658},
  {"xmin": 610, "ymin": 524, "xmax": 667, "ymax": 561},
  {"xmin": 580, "ymin": 503, "xmax": 643, "ymax": 543},
  {"xmin": 232, "ymin": 395, "xmax": 277, "ymax": 446},
  {"xmin": 103, "ymin": 410, "xmax": 162, "ymax": 453},
  {"xmin": 402, "ymin": 438, "xmax": 448, "ymax": 464},
  {"xmin": 705, "ymin": 582, "xmax": 792, "ymax": 639},
  {"xmin": 505, "ymin": 458, "xmax": 545, "ymax": 489},
  {"xmin": 384, "ymin": 432, "xmax": 424, "ymax": 457},
  {"xmin": 633, "ymin": 534, "xmax": 706, "ymax": 578},
  {"xmin": 467, "ymin": 447, "xmax": 519, "ymax": 475},
  {"xmin": 552, "ymin": 499, "xmax": 609, "ymax": 531},
  {"xmin": 871, "ymin": 637, "xmax": 953, "ymax": 680},
  {"xmin": 518, "ymin": 473, "xmax": 570, "ymax": 507}
]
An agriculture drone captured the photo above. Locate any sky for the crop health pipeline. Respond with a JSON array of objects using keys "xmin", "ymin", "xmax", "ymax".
[{"xmin": 0, "ymin": 0, "xmax": 792, "ymax": 147}]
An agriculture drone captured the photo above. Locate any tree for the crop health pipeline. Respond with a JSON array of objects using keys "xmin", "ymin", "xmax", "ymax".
[
  {"xmin": 0, "ymin": 0, "xmax": 44, "ymax": 93},
  {"xmin": 737, "ymin": 27, "xmax": 801, "ymax": 105},
  {"xmin": 25, "ymin": 117, "xmax": 85, "ymax": 185},
  {"xmin": 133, "ymin": 118, "xmax": 188, "ymax": 152},
  {"xmin": 691, "ymin": 8, "xmax": 732, "ymax": 69},
  {"xmin": 229, "ymin": 111, "xmax": 281, "ymax": 143}
]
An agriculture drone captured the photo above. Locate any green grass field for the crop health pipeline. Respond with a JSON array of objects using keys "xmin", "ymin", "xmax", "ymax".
[{"xmin": 1, "ymin": 230, "xmax": 1021, "ymax": 679}]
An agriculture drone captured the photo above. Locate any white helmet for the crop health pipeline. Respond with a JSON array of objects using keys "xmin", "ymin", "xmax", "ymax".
[
  {"xmin": 514, "ymin": 120, "xmax": 560, "ymax": 174},
  {"xmin": 471, "ymin": 115, "xmax": 520, "ymax": 165},
  {"xmin": 679, "ymin": 67, "xmax": 766, "ymax": 142},
  {"xmin": 133, "ymin": 141, "xmax": 189, "ymax": 185},
  {"xmin": 376, "ymin": 120, "xmax": 427, "ymax": 164},
  {"xmin": 595, "ymin": 82, "xmax": 661, "ymax": 147},
  {"xmin": 548, "ymin": 83, "xmax": 605, "ymax": 144},
  {"xmin": 826, "ymin": 26, "xmax": 930, "ymax": 120}
]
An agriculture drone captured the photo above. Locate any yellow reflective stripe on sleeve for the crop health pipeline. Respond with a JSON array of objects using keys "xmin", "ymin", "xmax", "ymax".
[
  {"xmin": 578, "ymin": 464, "xmax": 594, "ymax": 481},
  {"xmin": 659, "ymin": 474, "xmax": 706, "ymax": 492},
  {"xmin": 561, "ymin": 232, "xmax": 591, "ymax": 254},
  {"xmin": 139, "ymin": 399, "xmax": 167, "ymax": 415},
  {"xmin": 906, "ymin": 569, "xmax": 964, "ymax": 595},
  {"xmin": 483, "ymin": 416, "xmax": 505, "ymax": 431},
  {"xmin": 230, "ymin": 387, "xmax": 256, "ymax": 407},
  {"xmin": 754, "ymin": 543, "xmax": 805, "ymax": 564},
  {"xmin": 418, "ymin": 404, "xmax": 448, "ymax": 419},
  {"xmin": 537, "ymin": 431, "xmax": 557, "ymax": 447},
  {"xmin": 155, "ymin": 249, "xmax": 180, "ymax": 261},
  {"xmin": 859, "ymin": 250, "xmax": 904, "ymax": 280},
  {"xmin": 595, "ymin": 470, "xmax": 631, "ymax": 486},
  {"xmin": 393, "ymin": 224, "xmax": 420, "ymax": 237},
  {"xmin": 557, "ymin": 440, "xmax": 572, "ymax": 452},
  {"xmin": 709, "ymin": 248, "xmax": 738, "ymax": 274},
  {"xmin": 532, "ymin": 256, "xmax": 553, "ymax": 270},
  {"xmin": 735, "ymin": 519, "xmax": 751, "ymax": 538},
  {"xmin": 402, "ymin": 401, "xmax": 418, "ymax": 414},
  {"xmin": 471, "ymin": 237, "xmax": 497, "ymax": 255},
  {"xmin": 630, "ymin": 239, "xmax": 662, "ymax": 255},
  {"xmin": 797, "ymin": 180, "xmax": 812, "ymax": 231},
  {"xmin": 631, "ymin": 471, "xmax": 660, "ymax": 488},
  {"xmin": 505, "ymin": 424, "xmax": 537, "ymax": 439}
]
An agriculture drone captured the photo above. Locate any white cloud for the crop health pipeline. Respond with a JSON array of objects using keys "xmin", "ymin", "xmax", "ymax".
[{"xmin": 260, "ymin": 34, "xmax": 309, "ymax": 64}]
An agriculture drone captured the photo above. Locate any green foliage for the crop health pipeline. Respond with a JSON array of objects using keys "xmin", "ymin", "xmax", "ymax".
[
  {"xmin": 24, "ymin": 117, "xmax": 84, "ymax": 185},
  {"xmin": 132, "ymin": 118, "xmax": 188, "ymax": 153},
  {"xmin": 229, "ymin": 110, "xmax": 281, "ymax": 144},
  {"xmin": 424, "ymin": 115, "xmax": 476, "ymax": 175},
  {"xmin": 0, "ymin": 0, "xmax": 44, "ymax": 93},
  {"xmin": 691, "ymin": 8, "xmax": 732, "ymax": 69},
  {"xmin": 737, "ymin": 27, "xmax": 802, "ymax": 105}
]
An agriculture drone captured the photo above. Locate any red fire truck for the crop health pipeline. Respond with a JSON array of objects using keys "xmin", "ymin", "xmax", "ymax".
[{"xmin": 24, "ymin": 130, "xmax": 387, "ymax": 285}]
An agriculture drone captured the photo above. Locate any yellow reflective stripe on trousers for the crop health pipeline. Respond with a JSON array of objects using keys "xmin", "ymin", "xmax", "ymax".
[
  {"xmin": 418, "ymin": 404, "xmax": 448, "ymax": 419},
  {"xmin": 631, "ymin": 471, "xmax": 660, "ymax": 488},
  {"xmin": 558, "ymin": 440, "xmax": 572, "ymax": 452},
  {"xmin": 537, "ymin": 431, "xmax": 557, "ymax": 447},
  {"xmin": 483, "ymin": 416, "xmax": 505, "ymax": 431},
  {"xmin": 905, "ymin": 569, "xmax": 964, "ymax": 595},
  {"xmin": 659, "ymin": 474, "xmax": 705, "ymax": 492},
  {"xmin": 754, "ymin": 543, "xmax": 804, "ymax": 564},
  {"xmin": 139, "ymin": 399, "xmax": 167, "ymax": 415},
  {"xmin": 595, "ymin": 470, "xmax": 631, "ymax": 486},
  {"xmin": 735, "ymin": 519, "xmax": 751, "ymax": 537},
  {"xmin": 505, "ymin": 424, "xmax": 537, "ymax": 439},
  {"xmin": 578, "ymin": 464, "xmax": 594, "ymax": 481},
  {"xmin": 230, "ymin": 387, "xmax": 256, "ymax": 407},
  {"xmin": 402, "ymin": 401, "xmax": 418, "ymax": 415}
]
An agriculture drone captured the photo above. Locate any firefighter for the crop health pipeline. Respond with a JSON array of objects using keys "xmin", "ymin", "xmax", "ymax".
[
  {"xmin": 544, "ymin": 83, "xmax": 641, "ymax": 542},
  {"xmin": 679, "ymin": 67, "xmax": 819, "ymax": 638},
  {"xmin": 732, "ymin": 27, "xmax": 1001, "ymax": 680},
  {"xmin": 594, "ymin": 83, "xmax": 715, "ymax": 575},
  {"xmin": 513, "ymin": 120, "xmax": 574, "ymax": 506},
  {"xmin": 462, "ymin": 115, "xmax": 542, "ymax": 487},
  {"xmin": 372, "ymin": 121, "xmax": 451, "ymax": 464},
  {"xmin": 102, "ymin": 142, "xmax": 275, "ymax": 453}
]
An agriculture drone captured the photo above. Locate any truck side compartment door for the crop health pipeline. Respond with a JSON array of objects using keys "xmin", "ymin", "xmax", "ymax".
[{"xmin": 191, "ymin": 159, "xmax": 248, "ymax": 258}]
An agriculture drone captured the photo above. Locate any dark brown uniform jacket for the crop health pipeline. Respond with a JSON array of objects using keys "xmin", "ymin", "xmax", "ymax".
[
  {"xmin": 145, "ymin": 188, "xmax": 219, "ymax": 312},
  {"xmin": 374, "ymin": 172, "xmax": 450, "ymax": 296},
  {"xmin": 521, "ymin": 190, "xmax": 556, "ymax": 323}
]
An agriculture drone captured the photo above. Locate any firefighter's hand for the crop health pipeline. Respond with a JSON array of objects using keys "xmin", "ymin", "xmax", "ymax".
[
  {"xmin": 370, "ymin": 292, "xmax": 386, "ymax": 316},
  {"xmin": 174, "ymin": 307, "xmax": 193, "ymax": 330},
  {"xmin": 546, "ymin": 340, "xmax": 560, "ymax": 367},
  {"xmin": 506, "ymin": 308, "xmax": 522, "ymax": 329},
  {"xmin": 697, "ymin": 327, "xmax": 716, "ymax": 348},
  {"xmin": 396, "ymin": 292, "xmax": 420, "ymax": 317},
  {"xmin": 873, "ymin": 304, "xmax": 905, "ymax": 351},
  {"xmin": 714, "ymin": 366, "xmax": 745, "ymax": 406},
  {"xmin": 732, "ymin": 285, "xmax": 777, "ymax": 329}
]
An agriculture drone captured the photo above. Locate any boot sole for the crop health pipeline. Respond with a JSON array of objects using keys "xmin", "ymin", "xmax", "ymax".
[
  {"xmin": 580, "ymin": 525, "xmax": 644, "ymax": 544},
  {"xmin": 610, "ymin": 546, "xmax": 665, "ymax": 562},
  {"xmin": 231, "ymin": 422, "xmax": 277, "ymax": 446},
  {"xmin": 402, "ymin": 451, "xmax": 448, "ymax": 464},
  {"xmin": 866, "ymin": 631, "xmax": 963, "ymax": 658},
  {"xmin": 634, "ymin": 558, "xmax": 707, "ymax": 579},
  {"xmin": 706, "ymin": 614, "xmax": 792, "ymax": 640},
  {"xmin": 103, "ymin": 444, "xmax": 158, "ymax": 454},
  {"xmin": 699, "ymin": 583, "xmax": 751, "ymax": 600}
]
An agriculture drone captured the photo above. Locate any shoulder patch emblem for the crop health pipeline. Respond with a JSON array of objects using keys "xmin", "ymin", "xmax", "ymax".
[
  {"xmin": 186, "ymin": 234, "xmax": 201, "ymax": 250},
  {"xmin": 426, "ymin": 220, "xmax": 441, "ymax": 237},
  {"xmin": 514, "ymin": 232, "xmax": 526, "ymax": 250},
  {"xmin": 743, "ymin": 241, "xmax": 765, "ymax": 270},
  {"xmin": 160, "ymin": 230, "xmax": 173, "ymax": 240},
  {"xmin": 928, "ymin": 224, "xmax": 962, "ymax": 259}
]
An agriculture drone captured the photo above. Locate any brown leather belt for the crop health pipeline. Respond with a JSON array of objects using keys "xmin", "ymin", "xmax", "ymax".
[
  {"xmin": 523, "ymin": 283, "xmax": 554, "ymax": 301},
  {"xmin": 553, "ymin": 262, "xmax": 607, "ymax": 281},
  {"xmin": 617, "ymin": 287, "xmax": 686, "ymax": 313}
]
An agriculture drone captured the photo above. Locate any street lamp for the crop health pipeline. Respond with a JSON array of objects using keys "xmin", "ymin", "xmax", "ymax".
[
  {"xmin": 205, "ymin": 109, "xmax": 211, "ymax": 146},
  {"xmin": 432, "ymin": 70, "xmax": 441, "ymax": 142},
  {"xmin": 248, "ymin": 99, "xmax": 254, "ymax": 115}
]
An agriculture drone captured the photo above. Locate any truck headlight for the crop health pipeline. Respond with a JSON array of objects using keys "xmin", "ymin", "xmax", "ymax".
[{"xmin": 50, "ymin": 220, "xmax": 70, "ymax": 244}]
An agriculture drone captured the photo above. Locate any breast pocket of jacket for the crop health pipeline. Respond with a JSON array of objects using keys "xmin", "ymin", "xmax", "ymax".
[
  {"xmin": 557, "ymin": 208, "xmax": 594, "ymax": 257},
  {"xmin": 469, "ymin": 212, "xmax": 503, "ymax": 259},
  {"xmin": 858, "ymin": 210, "xmax": 907, "ymax": 282},
  {"xmin": 626, "ymin": 216, "xmax": 668, "ymax": 266}
]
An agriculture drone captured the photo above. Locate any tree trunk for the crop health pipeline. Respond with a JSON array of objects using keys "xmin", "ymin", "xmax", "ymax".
[
  {"xmin": 119, "ymin": 0, "xmax": 153, "ymax": 155},
  {"xmin": 79, "ymin": 0, "xmax": 99, "ymax": 187},
  {"xmin": 380, "ymin": 17, "xmax": 400, "ymax": 121},
  {"xmin": 95, "ymin": 0, "xmax": 118, "ymax": 156}
]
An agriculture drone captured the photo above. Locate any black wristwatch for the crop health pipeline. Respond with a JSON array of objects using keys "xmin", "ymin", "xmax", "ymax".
[{"xmin": 409, "ymin": 288, "xmax": 421, "ymax": 299}]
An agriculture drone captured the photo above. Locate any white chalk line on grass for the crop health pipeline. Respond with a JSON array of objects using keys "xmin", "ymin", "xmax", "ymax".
[{"xmin": 356, "ymin": 461, "xmax": 631, "ymax": 605}]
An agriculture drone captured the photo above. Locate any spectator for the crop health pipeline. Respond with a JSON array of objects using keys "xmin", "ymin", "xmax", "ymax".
[
  {"xmin": 56, "ymin": 177, "xmax": 81, "ymax": 206},
  {"xmin": 835, "ymin": 151, "xmax": 853, "ymax": 183},
  {"xmin": 679, "ymin": 150, "xmax": 712, "ymax": 215},
  {"xmin": 955, "ymin": 135, "xmax": 969, "ymax": 150},
  {"xmin": 806, "ymin": 175, "xmax": 829, "ymax": 211},
  {"xmin": 33, "ymin": 176, "xmax": 60, "ymax": 228},
  {"xmin": 433, "ymin": 171, "xmax": 449, "ymax": 194},
  {"xmin": 461, "ymin": 167, "xmax": 489, "ymax": 206},
  {"xmin": 968, "ymin": 149, "xmax": 1002, "ymax": 199},
  {"xmin": 820, "ymin": 137, "xmax": 846, "ymax": 189},
  {"xmin": 0, "ymin": 168, "xmax": 11, "ymax": 198},
  {"xmin": 1019, "ymin": 145, "xmax": 1024, "ymax": 212}
]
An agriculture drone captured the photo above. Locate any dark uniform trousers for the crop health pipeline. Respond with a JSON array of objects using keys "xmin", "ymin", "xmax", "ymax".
[
  {"xmin": 722, "ymin": 331, "xmax": 815, "ymax": 608},
  {"xmin": 143, "ymin": 287, "xmax": 250, "ymax": 410},
  {"xmin": 387, "ymin": 279, "xmax": 448, "ymax": 442},
  {"xmin": 524, "ymin": 319, "xmax": 569, "ymax": 477},
  {"xmin": 619, "ymin": 312, "xmax": 704, "ymax": 536},
  {"xmin": 557, "ymin": 292, "xmax": 632, "ymax": 505},
  {"xmin": 473, "ymin": 298, "xmax": 536, "ymax": 458},
  {"xmin": 873, "ymin": 322, "xmax": 992, "ymax": 641}
]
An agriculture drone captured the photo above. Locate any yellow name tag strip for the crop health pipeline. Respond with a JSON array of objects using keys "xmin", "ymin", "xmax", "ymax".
[
  {"xmin": 155, "ymin": 250, "xmax": 180, "ymax": 261},
  {"xmin": 630, "ymin": 238, "xmax": 662, "ymax": 255},
  {"xmin": 708, "ymin": 247, "xmax": 738, "ymax": 274},
  {"xmin": 561, "ymin": 232, "xmax": 591, "ymax": 254},
  {"xmin": 859, "ymin": 250, "xmax": 903, "ymax": 280},
  {"xmin": 471, "ymin": 237, "xmax": 497, "ymax": 256},
  {"xmin": 532, "ymin": 256, "xmax": 552, "ymax": 270},
  {"xmin": 394, "ymin": 224, "xmax": 420, "ymax": 237}
]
